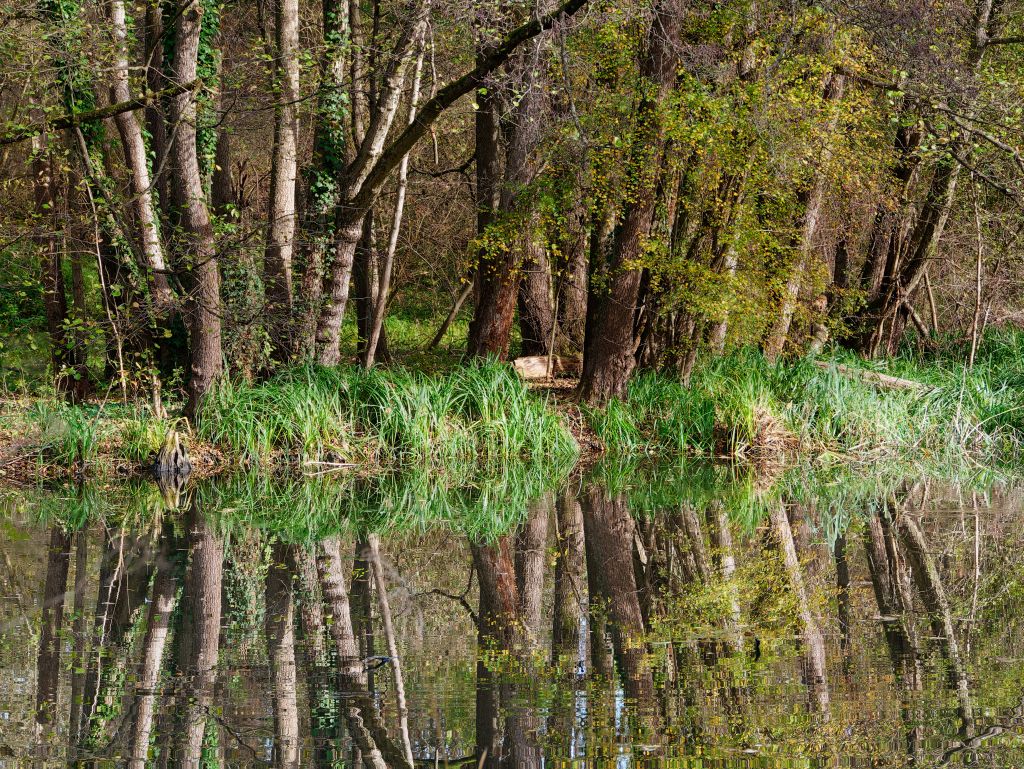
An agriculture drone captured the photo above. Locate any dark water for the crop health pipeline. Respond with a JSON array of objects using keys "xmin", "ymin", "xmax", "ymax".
[{"xmin": 2, "ymin": 466, "xmax": 1023, "ymax": 767}]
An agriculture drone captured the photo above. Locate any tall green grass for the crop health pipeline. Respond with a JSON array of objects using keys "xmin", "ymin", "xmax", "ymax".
[
  {"xmin": 197, "ymin": 360, "xmax": 578, "ymax": 469},
  {"xmin": 590, "ymin": 333, "xmax": 1024, "ymax": 469},
  {"xmin": 26, "ymin": 401, "xmax": 107, "ymax": 465}
]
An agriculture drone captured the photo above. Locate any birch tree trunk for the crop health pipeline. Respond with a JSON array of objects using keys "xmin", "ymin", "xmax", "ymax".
[{"xmin": 108, "ymin": 0, "xmax": 172, "ymax": 308}]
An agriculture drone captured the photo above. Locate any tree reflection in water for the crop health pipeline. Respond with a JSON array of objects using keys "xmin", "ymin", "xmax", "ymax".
[{"xmin": 6, "ymin": 468, "xmax": 1024, "ymax": 767}]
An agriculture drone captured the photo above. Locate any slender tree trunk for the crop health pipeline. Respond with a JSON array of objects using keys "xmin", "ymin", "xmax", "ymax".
[
  {"xmin": 317, "ymin": 535, "xmax": 412, "ymax": 769},
  {"xmin": 68, "ymin": 529, "xmax": 89, "ymax": 747},
  {"xmin": 364, "ymin": 43, "xmax": 425, "ymax": 367},
  {"xmin": 128, "ymin": 526, "xmax": 179, "ymax": 769},
  {"xmin": 367, "ymin": 536, "xmax": 414, "ymax": 767},
  {"xmin": 168, "ymin": 0, "xmax": 223, "ymax": 418},
  {"xmin": 33, "ymin": 134, "xmax": 78, "ymax": 401},
  {"xmin": 763, "ymin": 73, "xmax": 845, "ymax": 361},
  {"xmin": 145, "ymin": 3, "xmax": 171, "ymax": 217},
  {"xmin": 896, "ymin": 506, "xmax": 974, "ymax": 726},
  {"xmin": 108, "ymin": 0, "xmax": 172, "ymax": 308},
  {"xmin": 770, "ymin": 502, "xmax": 830, "ymax": 718},
  {"xmin": 264, "ymin": 0, "xmax": 301, "ymax": 349},
  {"xmin": 427, "ymin": 274, "xmax": 473, "ymax": 350},
  {"xmin": 266, "ymin": 542, "xmax": 301, "ymax": 769}
]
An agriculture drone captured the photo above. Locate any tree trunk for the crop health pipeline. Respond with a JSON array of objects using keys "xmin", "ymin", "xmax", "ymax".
[
  {"xmin": 35, "ymin": 526, "xmax": 71, "ymax": 743},
  {"xmin": 465, "ymin": 59, "xmax": 511, "ymax": 359},
  {"xmin": 557, "ymin": 219, "xmax": 588, "ymax": 353},
  {"xmin": 128, "ymin": 525, "xmax": 179, "ymax": 769},
  {"xmin": 515, "ymin": 493, "xmax": 550, "ymax": 644},
  {"xmin": 577, "ymin": 0, "xmax": 683, "ymax": 405},
  {"xmin": 292, "ymin": 0, "xmax": 348, "ymax": 359},
  {"xmin": 315, "ymin": 218, "xmax": 363, "ymax": 364},
  {"xmin": 68, "ymin": 529, "xmax": 89, "ymax": 746},
  {"xmin": 169, "ymin": 0, "xmax": 223, "ymax": 418},
  {"xmin": 367, "ymin": 535, "xmax": 414, "ymax": 767},
  {"xmin": 518, "ymin": 234, "xmax": 554, "ymax": 357},
  {"xmin": 109, "ymin": 0, "xmax": 173, "ymax": 309},
  {"xmin": 580, "ymin": 484, "xmax": 653, "ymax": 704},
  {"xmin": 264, "ymin": 0, "xmax": 301, "ymax": 348},
  {"xmin": 472, "ymin": 535, "xmax": 522, "ymax": 769},
  {"xmin": 552, "ymin": 490, "xmax": 585, "ymax": 667},
  {"xmin": 896, "ymin": 506, "xmax": 974, "ymax": 726},
  {"xmin": 763, "ymin": 73, "xmax": 845, "ymax": 361},
  {"xmin": 173, "ymin": 503, "xmax": 224, "ymax": 768},
  {"xmin": 770, "ymin": 502, "xmax": 830, "ymax": 718},
  {"xmin": 266, "ymin": 542, "xmax": 300, "ymax": 769},
  {"xmin": 364, "ymin": 43, "xmax": 425, "ymax": 367}
]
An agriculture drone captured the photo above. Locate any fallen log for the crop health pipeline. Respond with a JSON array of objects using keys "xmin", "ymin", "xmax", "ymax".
[
  {"xmin": 812, "ymin": 360, "xmax": 929, "ymax": 392},
  {"xmin": 512, "ymin": 355, "xmax": 582, "ymax": 380}
]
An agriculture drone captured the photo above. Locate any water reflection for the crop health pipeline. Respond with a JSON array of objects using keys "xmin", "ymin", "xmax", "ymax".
[{"xmin": 3, "ymin": 466, "xmax": 1024, "ymax": 766}]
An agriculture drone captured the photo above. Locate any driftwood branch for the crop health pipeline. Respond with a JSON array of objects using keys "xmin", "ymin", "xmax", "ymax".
[{"xmin": 812, "ymin": 360, "xmax": 929, "ymax": 392}]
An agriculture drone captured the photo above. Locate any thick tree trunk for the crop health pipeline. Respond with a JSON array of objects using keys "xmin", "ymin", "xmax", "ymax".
[
  {"xmin": 577, "ymin": 0, "xmax": 682, "ymax": 405},
  {"xmin": 552, "ymin": 490, "xmax": 586, "ymax": 667},
  {"xmin": 515, "ymin": 493, "xmax": 550, "ymax": 644},
  {"xmin": 264, "ymin": 0, "xmax": 301, "ymax": 346},
  {"xmin": 557, "ymin": 219, "xmax": 588, "ymax": 352},
  {"xmin": 173, "ymin": 504, "xmax": 224, "ymax": 768},
  {"xmin": 580, "ymin": 484, "xmax": 653, "ymax": 704},
  {"xmin": 518, "ymin": 235, "xmax": 554, "ymax": 356},
  {"xmin": 168, "ymin": 0, "xmax": 223, "ymax": 418},
  {"xmin": 472, "ymin": 535, "xmax": 522, "ymax": 769},
  {"xmin": 35, "ymin": 527, "xmax": 71, "ymax": 741},
  {"xmin": 315, "ymin": 217, "xmax": 363, "ymax": 364},
  {"xmin": 466, "ymin": 66, "xmax": 511, "ymax": 359}
]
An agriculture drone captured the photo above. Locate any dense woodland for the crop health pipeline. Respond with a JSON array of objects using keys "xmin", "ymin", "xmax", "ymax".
[{"xmin": 2, "ymin": 0, "xmax": 1024, "ymax": 417}]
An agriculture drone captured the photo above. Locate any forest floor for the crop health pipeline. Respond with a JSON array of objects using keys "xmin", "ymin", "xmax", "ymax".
[{"xmin": 3, "ymin": 334, "xmax": 1024, "ymax": 487}]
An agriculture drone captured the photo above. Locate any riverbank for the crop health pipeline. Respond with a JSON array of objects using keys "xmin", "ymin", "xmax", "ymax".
[{"xmin": 3, "ymin": 338, "xmax": 1024, "ymax": 485}]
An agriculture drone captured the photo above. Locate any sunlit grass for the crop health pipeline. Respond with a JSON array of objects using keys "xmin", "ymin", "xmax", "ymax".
[
  {"xmin": 590, "ymin": 333, "xmax": 1024, "ymax": 470},
  {"xmin": 197, "ymin": 359, "xmax": 578, "ymax": 470}
]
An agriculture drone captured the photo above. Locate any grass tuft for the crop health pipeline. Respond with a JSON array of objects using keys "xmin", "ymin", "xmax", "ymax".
[{"xmin": 196, "ymin": 360, "xmax": 578, "ymax": 470}]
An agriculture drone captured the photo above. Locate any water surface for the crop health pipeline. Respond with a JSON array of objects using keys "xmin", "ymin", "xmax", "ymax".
[{"xmin": 1, "ymin": 465, "xmax": 1022, "ymax": 767}]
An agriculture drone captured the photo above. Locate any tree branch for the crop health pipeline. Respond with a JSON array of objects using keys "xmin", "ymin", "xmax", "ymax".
[
  {"xmin": 0, "ymin": 80, "xmax": 199, "ymax": 146},
  {"xmin": 346, "ymin": 0, "xmax": 589, "ymax": 217}
]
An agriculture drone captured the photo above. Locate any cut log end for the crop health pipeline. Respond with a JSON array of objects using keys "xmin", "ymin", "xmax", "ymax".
[{"xmin": 512, "ymin": 355, "xmax": 582, "ymax": 381}]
